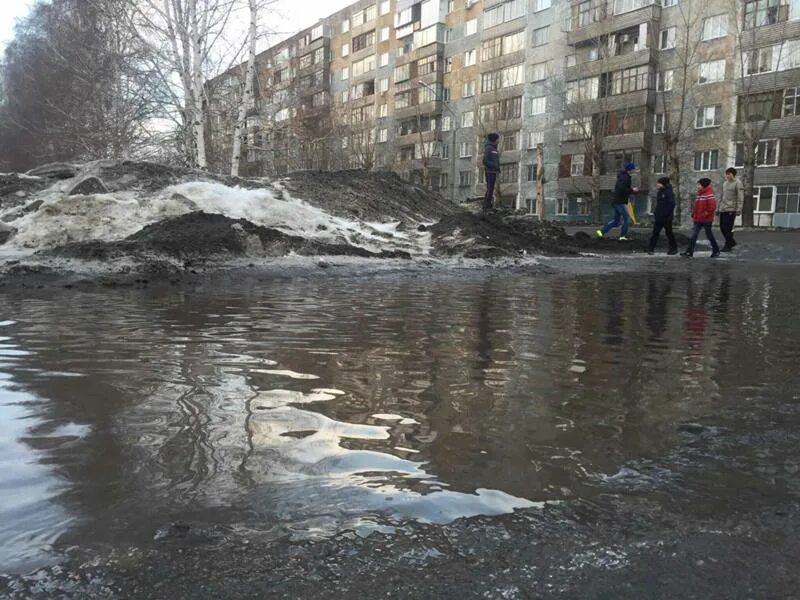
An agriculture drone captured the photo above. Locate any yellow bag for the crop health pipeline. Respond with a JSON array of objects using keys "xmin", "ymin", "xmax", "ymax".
[{"xmin": 627, "ymin": 200, "xmax": 637, "ymax": 225}]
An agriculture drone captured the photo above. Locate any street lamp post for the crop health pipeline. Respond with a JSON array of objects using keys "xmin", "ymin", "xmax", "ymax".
[{"xmin": 418, "ymin": 80, "xmax": 457, "ymax": 204}]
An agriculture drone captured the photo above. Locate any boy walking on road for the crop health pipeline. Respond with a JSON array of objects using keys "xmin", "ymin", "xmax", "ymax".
[
  {"xmin": 682, "ymin": 178, "xmax": 720, "ymax": 258},
  {"xmin": 719, "ymin": 168, "xmax": 743, "ymax": 252},
  {"xmin": 648, "ymin": 177, "xmax": 678, "ymax": 255},
  {"xmin": 597, "ymin": 161, "xmax": 638, "ymax": 241}
]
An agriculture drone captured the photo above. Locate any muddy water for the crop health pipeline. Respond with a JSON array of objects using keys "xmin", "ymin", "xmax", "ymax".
[{"xmin": 1, "ymin": 265, "xmax": 800, "ymax": 573}]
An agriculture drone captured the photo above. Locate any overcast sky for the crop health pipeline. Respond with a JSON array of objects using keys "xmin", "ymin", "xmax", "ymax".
[{"xmin": 0, "ymin": 0, "xmax": 355, "ymax": 52}]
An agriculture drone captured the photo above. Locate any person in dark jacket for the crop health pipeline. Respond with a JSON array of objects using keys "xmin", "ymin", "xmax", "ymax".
[
  {"xmin": 682, "ymin": 178, "xmax": 720, "ymax": 258},
  {"xmin": 597, "ymin": 161, "xmax": 638, "ymax": 240},
  {"xmin": 482, "ymin": 133, "xmax": 500, "ymax": 211},
  {"xmin": 648, "ymin": 177, "xmax": 678, "ymax": 255}
]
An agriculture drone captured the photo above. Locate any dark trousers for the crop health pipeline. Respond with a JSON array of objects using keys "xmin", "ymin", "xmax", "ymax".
[
  {"xmin": 484, "ymin": 172, "xmax": 497, "ymax": 210},
  {"xmin": 649, "ymin": 216, "xmax": 677, "ymax": 251},
  {"xmin": 687, "ymin": 223, "xmax": 719, "ymax": 254},
  {"xmin": 719, "ymin": 212, "xmax": 737, "ymax": 249}
]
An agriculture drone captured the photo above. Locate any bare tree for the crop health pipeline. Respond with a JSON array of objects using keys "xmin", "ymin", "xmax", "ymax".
[{"xmin": 730, "ymin": 0, "xmax": 794, "ymax": 226}]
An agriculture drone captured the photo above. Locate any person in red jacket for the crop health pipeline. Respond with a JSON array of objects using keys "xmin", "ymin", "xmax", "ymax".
[{"xmin": 682, "ymin": 178, "xmax": 720, "ymax": 258}]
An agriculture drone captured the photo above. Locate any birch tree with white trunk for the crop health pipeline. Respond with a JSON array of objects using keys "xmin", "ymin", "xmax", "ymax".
[{"xmin": 230, "ymin": 0, "xmax": 258, "ymax": 177}]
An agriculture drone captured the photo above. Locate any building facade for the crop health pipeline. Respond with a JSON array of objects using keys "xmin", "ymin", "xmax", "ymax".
[{"xmin": 207, "ymin": 0, "xmax": 800, "ymax": 226}]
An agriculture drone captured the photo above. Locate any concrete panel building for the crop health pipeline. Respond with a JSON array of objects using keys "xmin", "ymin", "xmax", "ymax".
[{"xmin": 207, "ymin": 0, "xmax": 800, "ymax": 226}]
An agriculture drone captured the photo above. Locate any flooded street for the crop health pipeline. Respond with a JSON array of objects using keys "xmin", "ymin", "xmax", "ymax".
[{"xmin": 1, "ymin": 263, "xmax": 800, "ymax": 596}]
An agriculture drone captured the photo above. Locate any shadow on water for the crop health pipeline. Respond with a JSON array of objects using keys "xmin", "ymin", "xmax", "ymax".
[{"xmin": 1, "ymin": 264, "xmax": 800, "ymax": 572}]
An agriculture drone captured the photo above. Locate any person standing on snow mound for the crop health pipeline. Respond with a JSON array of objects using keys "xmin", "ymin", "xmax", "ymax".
[
  {"xmin": 597, "ymin": 161, "xmax": 638, "ymax": 241},
  {"xmin": 482, "ymin": 133, "xmax": 500, "ymax": 211},
  {"xmin": 682, "ymin": 178, "xmax": 720, "ymax": 258},
  {"xmin": 648, "ymin": 176, "xmax": 678, "ymax": 255}
]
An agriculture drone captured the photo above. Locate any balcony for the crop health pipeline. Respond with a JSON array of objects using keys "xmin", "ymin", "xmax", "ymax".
[
  {"xmin": 565, "ymin": 48, "xmax": 653, "ymax": 80},
  {"xmin": 603, "ymin": 131, "xmax": 647, "ymax": 151},
  {"xmin": 394, "ymin": 100, "xmax": 443, "ymax": 120},
  {"xmin": 739, "ymin": 17, "xmax": 800, "ymax": 48},
  {"xmin": 557, "ymin": 174, "xmax": 619, "ymax": 193},
  {"xmin": 565, "ymin": 1, "xmax": 661, "ymax": 46}
]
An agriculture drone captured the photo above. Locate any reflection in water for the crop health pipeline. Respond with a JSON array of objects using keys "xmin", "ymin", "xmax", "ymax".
[{"xmin": 1, "ymin": 266, "xmax": 800, "ymax": 572}]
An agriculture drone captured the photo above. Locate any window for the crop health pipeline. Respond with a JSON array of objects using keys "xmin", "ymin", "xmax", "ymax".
[
  {"xmin": 379, "ymin": 52, "xmax": 389, "ymax": 67},
  {"xmin": 734, "ymin": 140, "xmax": 779, "ymax": 167},
  {"xmin": 481, "ymin": 97, "xmax": 522, "ymax": 122},
  {"xmin": 745, "ymin": 0, "xmax": 792, "ymax": 29},
  {"xmin": 464, "ymin": 49, "xmax": 477, "ymax": 66},
  {"xmin": 342, "ymin": 43, "xmax": 350, "ymax": 57},
  {"xmin": 378, "ymin": 78, "xmax": 389, "ymax": 93},
  {"xmin": 530, "ymin": 96, "xmax": 546, "ymax": 115},
  {"xmin": 698, "ymin": 59, "xmax": 726, "ymax": 83},
  {"xmin": 528, "ymin": 131, "xmax": 545, "ymax": 148},
  {"xmin": 439, "ymin": 172, "xmax": 449, "ymax": 189},
  {"xmin": 379, "ymin": 104, "xmax": 388, "ymax": 118},
  {"xmin": 657, "ymin": 70, "xmax": 674, "ymax": 91},
  {"xmin": 380, "ymin": 0, "xmax": 390, "ymax": 15},
  {"xmin": 785, "ymin": 87, "xmax": 800, "ymax": 117},
  {"xmin": 566, "ymin": 77, "xmax": 599, "ymax": 102},
  {"xmin": 462, "ymin": 111, "xmax": 475, "ymax": 127},
  {"xmin": 566, "ymin": 54, "xmax": 577, "ymax": 68},
  {"xmin": 530, "ymin": 61, "xmax": 549, "ymax": 82},
  {"xmin": 610, "ymin": 66, "xmax": 650, "ymax": 95},
  {"xmin": 556, "ymin": 198, "xmax": 568, "ymax": 215},
  {"xmin": 352, "ymin": 30, "xmax": 376, "ymax": 52},
  {"xmin": 663, "ymin": 0, "xmax": 677, "ymax": 5},
  {"xmin": 459, "ymin": 170, "xmax": 473, "ymax": 187},
  {"xmin": 380, "ymin": 27, "xmax": 390, "ymax": 42},
  {"xmin": 694, "ymin": 150, "xmax": 719, "ymax": 171},
  {"xmin": 563, "ymin": 118, "xmax": 589, "ymax": 140},
  {"xmin": 465, "ymin": 19, "xmax": 478, "ymax": 36},
  {"xmin": 395, "ymin": 90, "xmax": 413, "ymax": 109},
  {"xmin": 695, "ymin": 105, "xmax": 722, "ymax": 128},
  {"xmin": 462, "ymin": 80, "xmax": 476, "ymax": 97},
  {"xmin": 484, "ymin": 0, "xmax": 526, "ymax": 29},
  {"xmin": 781, "ymin": 137, "xmax": 800, "ymax": 166},
  {"xmin": 460, "ymin": 141, "xmax": 474, "ymax": 157},
  {"xmin": 442, "ymin": 115, "xmax": 452, "ymax": 131},
  {"xmin": 571, "ymin": 154, "xmax": 585, "ymax": 176},
  {"xmin": 526, "ymin": 164, "xmax": 538, "ymax": 182},
  {"xmin": 753, "ymin": 186, "xmax": 775, "ymax": 213},
  {"xmin": 654, "ymin": 113, "xmax": 665, "ymax": 133},
  {"xmin": 534, "ymin": 0, "xmax": 551, "ymax": 10},
  {"xmin": 532, "ymin": 26, "xmax": 550, "ymax": 47},
  {"xmin": 394, "ymin": 63, "xmax": 410, "ymax": 82},
  {"xmin": 502, "ymin": 132, "xmax": 519, "ymax": 151},
  {"xmin": 417, "ymin": 55, "xmax": 439, "ymax": 76},
  {"xmin": 702, "ymin": 15, "xmax": 727, "ymax": 40},
  {"xmin": 378, "ymin": 128, "xmax": 388, "ymax": 143},
  {"xmin": 652, "ymin": 154, "xmax": 667, "ymax": 173},
  {"xmin": 342, "ymin": 67, "xmax": 349, "ymax": 80},
  {"xmin": 659, "ymin": 27, "xmax": 677, "ymax": 50},
  {"xmin": 745, "ymin": 46, "xmax": 776, "ymax": 74},
  {"xmin": 352, "ymin": 55, "xmax": 376, "ymax": 77},
  {"xmin": 342, "ymin": 19, "xmax": 350, "ymax": 34},
  {"xmin": 776, "ymin": 185, "xmax": 800, "ymax": 213},
  {"xmin": 499, "ymin": 163, "xmax": 519, "ymax": 184}
]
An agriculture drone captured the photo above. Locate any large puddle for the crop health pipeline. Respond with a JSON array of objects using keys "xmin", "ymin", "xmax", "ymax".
[{"xmin": 1, "ymin": 265, "xmax": 800, "ymax": 573}]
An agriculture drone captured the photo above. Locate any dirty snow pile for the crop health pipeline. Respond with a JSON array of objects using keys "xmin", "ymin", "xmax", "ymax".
[{"xmin": 0, "ymin": 177, "xmax": 425, "ymax": 256}]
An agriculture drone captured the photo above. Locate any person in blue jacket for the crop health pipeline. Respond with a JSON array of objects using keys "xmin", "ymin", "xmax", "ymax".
[
  {"xmin": 482, "ymin": 133, "xmax": 500, "ymax": 211},
  {"xmin": 648, "ymin": 177, "xmax": 678, "ymax": 255},
  {"xmin": 597, "ymin": 161, "xmax": 638, "ymax": 240}
]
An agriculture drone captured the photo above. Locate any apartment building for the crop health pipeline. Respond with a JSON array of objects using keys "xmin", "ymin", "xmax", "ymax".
[{"xmin": 206, "ymin": 0, "xmax": 800, "ymax": 226}]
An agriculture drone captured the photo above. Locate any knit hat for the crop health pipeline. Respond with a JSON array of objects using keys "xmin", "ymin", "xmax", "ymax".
[
  {"xmin": 698, "ymin": 178, "xmax": 712, "ymax": 188},
  {"xmin": 624, "ymin": 161, "xmax": 636, "ymax": 171},
  {"xmin": 657, "ymin": 177, "xmax": 670, "ymax": 186},
  {"xmin": 487, "ymin": 133, "xmax": 499, "ymax": 142}
]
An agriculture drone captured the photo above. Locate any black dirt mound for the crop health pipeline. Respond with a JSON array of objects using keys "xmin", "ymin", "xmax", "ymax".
[
  {"xmin": 47, "ymin": 212, "xmax": 411, "ymax": 262},
  {"xmin": 431, "ymin": 210, "xmax": 577, "ymax": 258},
  {"xmin": 281, "ymin": 170, "xmax": 457, "ymax": 223},
  {"xmin": 0, "ymin": 173, "xmax": 50, "ymax": 208}
]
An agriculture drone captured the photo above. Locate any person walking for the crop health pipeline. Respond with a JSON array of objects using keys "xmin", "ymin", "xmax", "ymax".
[
  {"xmin": 719, "ymin": 167, "xmax": 743, "ymax": 252},
  {"xmin": 597, "ymin": 161, "xmax": 638, "ymax": 241},
  {"xmin": 648, "ymin": 176, "xmax": 678, "ymax": 255},
  {"xmin": 482, "ymin": 133, "xmax": 500, "ymax": 211},
  {"xmin": 682, "ymin": 178, "xmax": 720, "ymax": 258}
]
